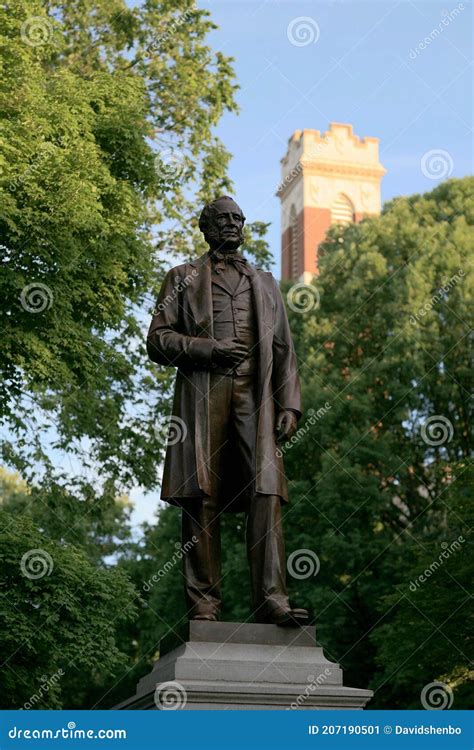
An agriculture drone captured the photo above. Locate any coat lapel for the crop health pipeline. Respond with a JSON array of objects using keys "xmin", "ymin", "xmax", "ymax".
[
  {"xmin": 186, "ymin": 254, "xmax": 213, "ymax": 337},
  {"xmin": 247, "ymin": 265, "xmax": 272, "ymax": 335},
  {"xmin": 246, "ymin": 265, "xmax": 274, "ymax": 391}
]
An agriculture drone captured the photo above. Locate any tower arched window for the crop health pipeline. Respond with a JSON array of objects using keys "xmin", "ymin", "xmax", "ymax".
[{"xmin": 331, "ymin": 193, "xmax": 355, "ymax": 225}]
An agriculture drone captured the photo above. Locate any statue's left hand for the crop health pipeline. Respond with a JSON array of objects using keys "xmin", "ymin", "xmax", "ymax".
[{"xmin": 276, "ymin": 410, "xmax": 298, "ymax": 443}]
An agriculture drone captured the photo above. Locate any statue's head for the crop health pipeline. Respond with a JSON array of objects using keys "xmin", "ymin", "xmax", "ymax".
[{"xmin": 198, "ymin": 196, "xmax": 246, "ymax": 253}]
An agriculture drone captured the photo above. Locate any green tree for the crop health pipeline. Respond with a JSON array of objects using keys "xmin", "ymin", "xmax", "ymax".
[
  {"xmin": 0, "ymin": 467, "xmax": 133, "ymax": 563},
  {"xmin": 279, "ymin": 177, "xmax": 473, "ymax": 707},
  {"xmin": 0, "ymin": 0, "xmax": 271, "ymax": 708},
  {"xmin": 1, "ymin": 0, "xmax": 269, "ymax": 502},
  {"xmin": 372, "ymin": 461, "xmax": 473, "ymax": 709},
  {"xmin": 0, "ymin": 509, "xmax": 137, "ymax": 709}
]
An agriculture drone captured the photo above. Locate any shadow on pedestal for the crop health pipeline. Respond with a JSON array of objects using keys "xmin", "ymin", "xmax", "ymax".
[{"xmin": 114, "ymin": 622, "xmax": 372, "ymax": 710}]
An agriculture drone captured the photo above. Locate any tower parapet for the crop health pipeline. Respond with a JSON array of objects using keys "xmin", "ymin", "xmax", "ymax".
[{"xmin": 278, "ymin": 123, "xmax": 386, "ymax": 282}]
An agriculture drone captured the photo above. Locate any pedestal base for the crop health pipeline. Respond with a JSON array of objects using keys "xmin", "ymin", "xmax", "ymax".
[{"xmin": 115, "ymin": 622, "xmax": 372, "ymax": 710}]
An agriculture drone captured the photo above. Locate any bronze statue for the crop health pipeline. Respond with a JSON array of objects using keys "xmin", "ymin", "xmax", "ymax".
[{"xmin": 147, "ymin": 196, "xmax": 309, "ymax": 627}]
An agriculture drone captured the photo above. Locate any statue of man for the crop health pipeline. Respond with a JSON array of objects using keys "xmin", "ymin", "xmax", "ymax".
[{"xmin": 147, "ymin": 196, "xmax": 309, "ymax": 627}]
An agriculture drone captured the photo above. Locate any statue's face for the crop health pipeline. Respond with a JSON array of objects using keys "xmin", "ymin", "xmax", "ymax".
[{"xmin": 207, "ymin": 200, "xmax": 245, "ymax": 253}]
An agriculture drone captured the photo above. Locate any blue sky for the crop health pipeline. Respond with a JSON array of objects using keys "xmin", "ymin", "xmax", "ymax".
[{"xmin": 203, "ymin": 0, "xmax": 472, "ymax": 276}]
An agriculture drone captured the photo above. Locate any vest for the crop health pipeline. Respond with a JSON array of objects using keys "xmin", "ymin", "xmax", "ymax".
[{"xmin": 211, "ymin": 272, "xmax": 258, "ymax": 376}]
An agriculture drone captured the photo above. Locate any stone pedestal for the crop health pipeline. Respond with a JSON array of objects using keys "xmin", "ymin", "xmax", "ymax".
[{"xmin": 115, "ymin": 622, "xmax": 372, "ymax": 710}]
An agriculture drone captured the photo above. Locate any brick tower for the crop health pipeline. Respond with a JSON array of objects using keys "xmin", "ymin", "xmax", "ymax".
[{"xmin": 278, "ymin": 123, "xmax": 386, "ymax": 282}]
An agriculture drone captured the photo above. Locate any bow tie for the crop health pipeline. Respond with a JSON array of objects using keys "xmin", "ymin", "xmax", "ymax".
[{"xmin": 210, "ymin": 251, "xmax": 248, "ymax": 272}]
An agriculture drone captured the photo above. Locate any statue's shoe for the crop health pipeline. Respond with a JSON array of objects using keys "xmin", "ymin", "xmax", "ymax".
[
  {"xmin": 266, "ymin": 606, "xmax": 310, "ymax": 628},
  {"xmin": 191, "ymin": 612, "xmax": 219, "ymax": 622}
]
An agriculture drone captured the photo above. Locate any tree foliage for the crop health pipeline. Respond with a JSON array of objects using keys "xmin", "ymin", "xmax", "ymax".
[
  {"xmin": 280, "ymin": 177, "xmax": 473, "ymax": 707},
  {"xmin": 371, "ymin": 461, "xmax": 473, "ymax": 708},
  {"xmin": 1, "ymin": 0, "xmax": 269, "ymax": 501},
  {"xmin": 0, "ymin": 0, "xmax": 270, "ymax": 709},
  {"xmin": 0, "ymin": 508, "xmax": 137, "ymax": 709}
]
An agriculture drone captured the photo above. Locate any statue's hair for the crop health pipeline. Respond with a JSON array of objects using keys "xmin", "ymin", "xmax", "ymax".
[{"xmin": 198, "ymin": 196, "xmax": 246, "ymax": 237}]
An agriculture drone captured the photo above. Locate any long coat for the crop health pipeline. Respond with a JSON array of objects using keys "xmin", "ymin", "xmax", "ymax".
[{"xmin": 146, "ymin": 252, "xmax": 301, "ymax": 510}]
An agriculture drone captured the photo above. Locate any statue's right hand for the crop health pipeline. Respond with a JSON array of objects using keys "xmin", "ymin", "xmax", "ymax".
[{"xmin": 212, "ymin": 338, "xmax": 248, "ymax": 368}]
